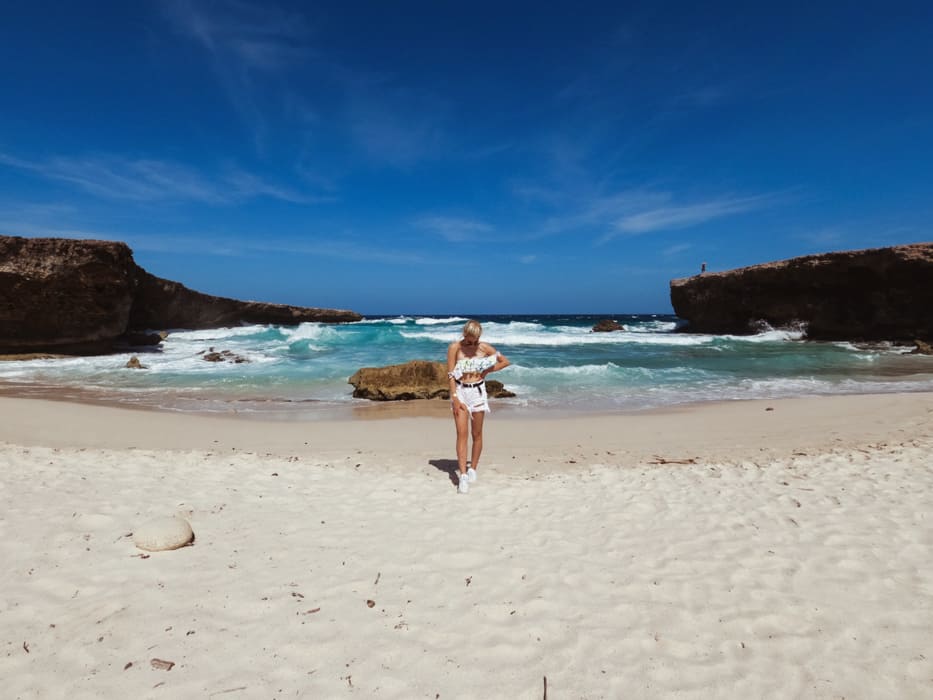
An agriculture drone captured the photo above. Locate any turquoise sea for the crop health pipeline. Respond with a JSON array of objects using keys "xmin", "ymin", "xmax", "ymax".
[{"xmin": 1, "ymin": 314, "xmax": 932, "ymax": 417}]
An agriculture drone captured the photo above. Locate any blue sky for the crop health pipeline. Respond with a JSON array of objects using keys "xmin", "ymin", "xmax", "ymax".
[{"xmin": 1, "ymin": 1, "xmax": 931, "ymax": 314}]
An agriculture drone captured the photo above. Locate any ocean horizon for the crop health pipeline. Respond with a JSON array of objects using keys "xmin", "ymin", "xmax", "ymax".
[{"xmin": 1, "ymin": 314, "xmax": 932, "ymax": 419}]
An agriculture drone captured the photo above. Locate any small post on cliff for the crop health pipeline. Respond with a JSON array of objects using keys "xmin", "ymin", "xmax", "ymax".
[{"xmin": 701, "ymin": 262, "xmax": 707, "ymax": 273}]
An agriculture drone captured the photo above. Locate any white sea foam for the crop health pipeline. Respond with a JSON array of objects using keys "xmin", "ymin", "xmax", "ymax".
[
  {"xmin": 401, "ymin": 328, "xmax": 714, "ymax": 346},
  {"xmin": 486, "ymin": 321, "xmax": 545, "ymax": 333},
  {"xmin": 414, "ymin": 316, "xmax": 468, "ymax": 326},
  {"xmin": 833, "ymin": 341, "xmax": 916, "ymax": 356},
  {"xmin": 506, "ymin": 363, "xmax": 620, "ymax": 378},
  {"xmin": 169, "ymin": 324, "xmax": 271, "ymax": 341},
  {"xmin": 723, "ymin": 328, "xmax": 806, "ymax": 343},
  {"xmin": 284, "ymin": 323, "xmax": 337, "ymax": 342},
  {"xmin": 628, "ymin": 321, "xmax": 679, "ymax": 333}
]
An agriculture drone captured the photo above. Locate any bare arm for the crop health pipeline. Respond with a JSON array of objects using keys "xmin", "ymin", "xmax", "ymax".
[
  {"xmin": 480, "ymin": 343, "xmax": 510, "ymax": 376},
  {"xmin": 447, "ymin": 342, "xmax": 461, "ymax": 405}
]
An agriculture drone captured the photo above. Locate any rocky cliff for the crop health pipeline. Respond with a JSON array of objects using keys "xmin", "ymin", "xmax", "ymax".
[
  {"xmin": 127, "ymin": 268, "xmax": 360, "ymax": 330},
  {"xmin": 0, "ymin": 235, "xmax": 362, "ymax": 354},
  {"xmin": 669, "ymin": 243, "xmax": 933, "ymax": 340}
]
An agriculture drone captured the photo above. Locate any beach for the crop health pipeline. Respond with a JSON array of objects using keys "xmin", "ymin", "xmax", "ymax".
[{"xmin": 2, "ymin": 392, "xmax": 933, "ymax": 698}]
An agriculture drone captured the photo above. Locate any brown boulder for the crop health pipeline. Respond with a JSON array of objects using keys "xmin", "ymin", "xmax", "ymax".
[
  {"xmin": 670, "ymin": 243, "xmax": 933, "ymax": 340},
  {"xmin": 125, "ymin": 355, "xmax": 147, "ymax": 369},
  {"xmin": 348, "ymin": 360, "xmax": 515, "ymax": 401},
  {"xmin": 199, "ymin": 348, "xmax": 250, "ymax": 364},
  {"xmin": 910, "ymin": 340, "xmax": 933, "ymax": 355},
  {"xmin": 592, "ymin": 319, "xmax": 625, "ymax": 332}
]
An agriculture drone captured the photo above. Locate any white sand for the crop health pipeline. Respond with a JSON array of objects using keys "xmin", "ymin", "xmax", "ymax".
[{"xmin": 1, "ymin": 393, "xmax": 932, "ymax": 698}]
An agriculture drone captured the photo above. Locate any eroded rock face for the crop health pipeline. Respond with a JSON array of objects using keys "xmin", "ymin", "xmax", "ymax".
[
  {"xmin": 348, "ymin": 360, "xmax": 515, "ymax": 401},
  {"xmin": 669, "ymin": 244, "xmax": 933, "ymax": 340},
  {"xmin": 129, "ymin": 269, "xmax": 361, "ymax": 330},
  {"xmin": 0, "ymin": 236, "xmax": 137, "ymax": 353},
  {"xmin": 0, "ymin": 235, "xmax": 363, "ymax": 354}
]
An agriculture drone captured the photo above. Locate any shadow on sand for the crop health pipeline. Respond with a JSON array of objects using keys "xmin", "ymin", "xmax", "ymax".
[{"xmin": 428, "ymin": 459, "xmax": 460, "ymax": 488}]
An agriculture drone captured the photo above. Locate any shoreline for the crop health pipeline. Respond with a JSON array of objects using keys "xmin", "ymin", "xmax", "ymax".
[{"xmin": 2, "ymin": 390, "xmax": 931, "ymax": 464}]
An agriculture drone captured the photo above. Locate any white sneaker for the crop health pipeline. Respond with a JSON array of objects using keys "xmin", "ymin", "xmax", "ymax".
[
  {"xmin": 467, "ymin": 467, "xmax": 477, "ymax": 483},
  {"xmin": 458, "ymin": 472, "xmax": 469, "ymax": 494}
]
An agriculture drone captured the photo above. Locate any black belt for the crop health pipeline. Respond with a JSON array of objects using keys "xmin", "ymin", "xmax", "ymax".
[{"xmin": 455, "ymin": 379, "xmax": 485, "ymax": 388}]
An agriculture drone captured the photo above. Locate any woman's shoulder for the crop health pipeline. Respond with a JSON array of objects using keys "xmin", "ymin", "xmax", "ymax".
[{"xmin": 479, "ymin": 342, "xmax": 496, "ymax": 354}]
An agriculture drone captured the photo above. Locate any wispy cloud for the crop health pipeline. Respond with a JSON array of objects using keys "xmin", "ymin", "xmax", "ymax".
[
  {"xmin": 509, "ymin": 179, "xmax": 778, "ymax": 245},
  {"xmin": 662, "ymin": 243, "xmax": 693, "ymax": 256},
  {"xmin": 223, "ymin": 167, "xmax": 334, "ymax": 204},
  {"xmin": 164, "ymin": 1, "xmax": 450, "ymax": 170},
  {"xmin": 340, "ymin": 71, "xmax": 450, "ymax": 169},
  {"xmin": 519, "ymin": 254, "xmax": 538, "ymax": 264},
  {"xmin": 348, "ymin": 108, "xmax": 444, "ymax": 169},
  {"xmin": 0, "ymin": 152, "xmax": 224, "ymax": 203},
  {"xmin": 0, "ymin": 151, "xmax": 317, "ymax": 205},
  {"xmin": 792, "ymin": 227, "xmax": 846, "ymax": 248},
  {"xmin": 511, "ymin": 186, "xmax": 670, "ymax": 239},
  {"xmin": 163, "ymin": 0, "xmax": 309, "ymax": 67},
  {"xmin": 669, "ymin": 84, "xmax": 730, "ymax": 109},
  {"xmin": 0, "ymin": 219, "xmax": 430, "ymax": 266},
  {"xmin": 249, "ymin": 238, "xmax": 430, "ymax": 266},
  {"xmin": 161, "ymin": 0, "xmax": 312, "ymax": 149},
  {"xmin": 413, "ymin": 215, "xmax": 493, "ymax": 242},
  {"xmin": 603, "ymin": 194, "xmax": 774, "ymax": 241},
  {"xmin": 139, "ymin": 234, "xmax": 431, "ymax": 265}
]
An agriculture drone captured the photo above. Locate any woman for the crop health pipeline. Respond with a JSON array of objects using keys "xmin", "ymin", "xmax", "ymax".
[{"xmin": 447, "ymin": 319, "xmax": 510, "ymax": 494}]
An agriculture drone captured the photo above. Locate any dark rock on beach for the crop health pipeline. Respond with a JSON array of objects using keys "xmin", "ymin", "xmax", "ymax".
[
  {"xmin": 348, "ymin": 360, "xmax": 516, "ymax": 401},
  {"xmin": 670, "ymin": 243, "xmax": 933, "ymax": 341},
  {"xmin": 592, "ymin": 319, "xmax": 625, "ymax": 332},
  {"xmin": 125, "ymin": 356, "xmax": 147, "ymax": 369},
  {"xmin": 200, "ymin": 348, "xmax": 250, "ymax": 364},
  {"xmin": 0, "ymin": 234, "xmax": 363, "ymax": 354}
]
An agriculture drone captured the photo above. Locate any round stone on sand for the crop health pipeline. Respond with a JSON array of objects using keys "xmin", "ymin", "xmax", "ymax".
[{"xmin": 133, "ymin": 516, "xmax": 194, "ymax": 552}]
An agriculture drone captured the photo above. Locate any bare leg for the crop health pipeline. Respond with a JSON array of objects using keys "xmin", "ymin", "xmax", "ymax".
[
  {"xmin": 470, "ymin": 411, "xmax": 485, "ymax": 472},
  {"xmin": 453, "ymin": 404, "xmax": 470, "ymax": 475}
]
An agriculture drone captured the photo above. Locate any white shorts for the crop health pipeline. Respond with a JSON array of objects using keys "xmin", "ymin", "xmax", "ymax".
[{"xmin": 455, "ymin": 381, "xmax": 490, "ymax": 414}]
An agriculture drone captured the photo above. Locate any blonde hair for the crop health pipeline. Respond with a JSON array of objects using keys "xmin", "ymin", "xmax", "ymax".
[{"xmin": 462, "ymin": 319, "xmax": 482, "ymax": 340}]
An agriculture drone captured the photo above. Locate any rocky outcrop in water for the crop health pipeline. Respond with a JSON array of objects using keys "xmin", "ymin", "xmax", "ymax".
[
  {"xmin": 669, "ymin": 244, "xmax": 933, "ymax": 340},
  {"xmin": 125, "ymin": 356, "xmax": 147, "ymax": 369},
  {"xmin": 592, "ymin": 319, "xmax": 625, "ymax": 332},
  {"xmin": 0, "ymin": 235, "xmax": 362, "ymax": 354},
  {"xmin": 199, "ymin": 348, "xmax": 250, "ymax": 364},
  {"xmin": 348, "ymin": 360, "xmax": 515, "ymax": 401}
]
